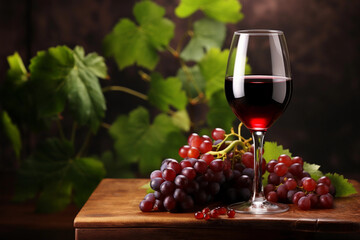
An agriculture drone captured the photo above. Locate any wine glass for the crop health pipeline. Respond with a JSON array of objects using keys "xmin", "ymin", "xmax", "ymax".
[{"xmin": 225, "ymin": 30, "xmax": 292, "ymax": 214}]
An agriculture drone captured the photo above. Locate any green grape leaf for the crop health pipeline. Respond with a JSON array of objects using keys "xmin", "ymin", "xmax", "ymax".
[
  {"xmin": 148, "ymin": 72, "xmax": 187, "ymax": 112},
  {"xmin": 177, "ymin": 65, "xmax": 205, "ymax": 98},
  {"xmin": 103, "ymin": 1, "xmax": 174, "ymax": 70},
  {"xmin": 14, "ymin": 138, "xmax": 105, "ymax": 212},
  {"xmin": 303, "ymin": 162, "xmax": 323, "ymax": 181},
  {"xmin": 263, "ymin": 141, "xmax": 292, "ymax": 163},
  {"xmin": 207, "ymin": 90, "xmax": 235, "ymax": 130},
  {"xmin": 199, "ymin": 48, "xmax": 229, "ymax": 99},
  {"xmin": 6, "ymin": 52, "xmax": 28, "ymax": 85},
  {"xmin": 1, "ymin": 111, "xmax": 22, "ymax": 159},
  {"xmin": 109, "ymin": 107, "xmax": 182, "ymax": 176},
  {"xmin": 170, "ymin": 109, "xmax": 191, "ymax": 132},
  {"xmin": 175, "ymin": 0, "xmax": 243, "ymax": 23},
  {"xmin": 325, "ymin": 173, "xmax": 357, "ymax": 197},
  {"xmin": 29, "ymin": 46, "xmax": 107, "ymax": 131},
  {"xmin": 180, "ymin": 18, "xmax": 226, "ymax": 61}
]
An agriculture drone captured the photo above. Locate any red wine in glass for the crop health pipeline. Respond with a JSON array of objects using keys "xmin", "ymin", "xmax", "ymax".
[{"xmin": 225, "ymin": 75, "xmax": 292, "ymax": 131}]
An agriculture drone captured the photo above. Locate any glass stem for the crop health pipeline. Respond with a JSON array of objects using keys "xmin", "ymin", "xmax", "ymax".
[{"xmin": 251, "ymin": 130, "xmax": 266, "ymax": 202}]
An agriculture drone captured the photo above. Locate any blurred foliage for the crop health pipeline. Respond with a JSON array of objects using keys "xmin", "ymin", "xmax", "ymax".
[{"xmin": 0, "ymin": 0, "xmax": 245, "ymax": 212}]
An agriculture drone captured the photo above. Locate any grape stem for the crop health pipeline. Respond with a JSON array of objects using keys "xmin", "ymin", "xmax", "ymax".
[{"xmin": 207, "ymin": 140, "xmax": 246, "ymax": 159}]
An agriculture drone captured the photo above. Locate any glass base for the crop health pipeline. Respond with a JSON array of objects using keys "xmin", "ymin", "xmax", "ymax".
[{"xmin": 228, "ymin": 199, "xmax": 289, "ymax": 214}]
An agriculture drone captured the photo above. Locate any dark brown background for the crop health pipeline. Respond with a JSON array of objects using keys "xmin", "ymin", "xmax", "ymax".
[
  {"xmin": 1, "ymin": 0, "xmax": 359, "ymax": 178},
  {"xmin": 0, "ymin": 0, "xmax": 359, "ymax": 239}
]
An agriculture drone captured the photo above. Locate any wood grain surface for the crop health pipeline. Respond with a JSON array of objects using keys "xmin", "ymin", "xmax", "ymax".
[{"xmin": 74, "ymin": 178, "xmax": 360, "ymax": 240}]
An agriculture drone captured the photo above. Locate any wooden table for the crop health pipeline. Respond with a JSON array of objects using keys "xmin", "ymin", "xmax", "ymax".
[{"xmin": 74, "ymin": 179, "xmax": 360, "ymax": 240}]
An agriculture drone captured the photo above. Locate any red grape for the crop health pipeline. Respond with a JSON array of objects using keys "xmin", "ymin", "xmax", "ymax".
[
  {"xmin": 278, "ymin": 154, "xmax": 292, "ymax": 167},
  {"xmin": 201, "ymin": 153, "xmax": 215, "ymax": 165},
  {"xmin": 181, "ymin": 167, "xmax": 196, "ymax": 180},
  {"xmin": 227, "ymin": 209, "xmax": 236, "ymax": 218},
  {"xmin": 187, "ymin": 147, "xmax": 200, "ymax": 158},
  {"xmin": 276, "ymin": 184, "xmax": 288, "ymax": 200},
  {"xmin": 274, "ymin": 163, "xmax": 288, "ymax": 177},
  {"xmin": 194, "ymin": 160, "xmax": 207, "ymax": 174},
  {"xmin": 160, "ymin": 181, "xmax": 175, "ymax": 196},
  {"xmin": 180, "ymin": 159, "xmax": 192, "ymax": 169},
  {"xmin": 241, "ymin": 152, "xmax": 254, "ymax": 168},
  {"xmin": 292, "ymin": 191, "xmax": 305, "ymax": 205},
  {"xmin": 292, "ymin": 156, "xmax": 304, "ymax": 166},
  {"xmin": 209, "ymin": 159, "xmax": 224, "ymax": 172},
  {"xmin": 167, "ymin": 160, "xmax": 181, "ymax": 174},
  {"xmin": 264, "ymin": 184, "xmax": 275, "ymax": 196},
  {"xmin": 188, "ymin": 133, "xmax": 202, "ymax": 148},
  {"xmin": 266, "ymin": 160, "xmax": 278, "ymax": 173},
  {"xmin": 212, "ymin": 128, "xmax": 226, "ymax": 140},
  {"xmin": 201, "ymin": 135, "xmax": 212, "ymax": 142},
  {"xmin": 150, "ymin": 170, "xmax": 162, "ymax": 179},
  {"xmin": 174, "ymin": 175, "xmax": 189, "ymax": 189},
  {"xmin": 162, "ymin": 168, "xmax": 176, "ymax": 181},
  {"xmin": 285, "ymin": 178, "xmax": 297, "ymax": 190},
  {"xmin": 298, "ymin": 196, "xmax": 311, "ymax": 210},
  {"xmin": 319, "ymin": 193, "xmax": 333, "ymax": 208},
  {"xmin": 317, "ymin": 176, "xmax": 331, "ymax": 186},
  {"xmin": 163, "ymin": 196, "xmax": 176, "ymax": 211},
  {"xmin": 307, "ymin": 193, "xmax": 319, "ymax": 208},
  {"xmin": 267, "ymin": 191, "xmax": 278, "ymax": 202},
  {"xmin": 139, "ymin": 200, "xmax": 153, "ymax": 212},
  {"xmin": 173, "ymin": 188, "xmax": 186, "ymax": 202},
  {"xmin": 194, "ymin": 211, "xmax": 204, "ymax": 219},
  {"xmin": 288, "ymin": 163, "xmax": 303, "ymax": 177},
  {"xmin": 199, "ymin": 140, "xmax": 212, "ymax": 153},
  {"xmin": 202, "ymin": 207, "xmax": 210, "ymax": 214},
  {"xmin": 316, "ymin": 183, "xmax": 329, "ymax": 195},
  {"xmin": 302, "ymin": 177, "xmax": 317, "ymax": 192}
]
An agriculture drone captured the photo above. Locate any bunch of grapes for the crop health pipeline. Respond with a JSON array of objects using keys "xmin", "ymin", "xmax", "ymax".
[{"xmin": 264, "ymin": 154, "xmax": 336, "ymax": 210}]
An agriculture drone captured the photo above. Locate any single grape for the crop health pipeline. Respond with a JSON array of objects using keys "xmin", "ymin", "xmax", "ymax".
[
  {"xmin": 150, "ymin": 170, "xmax": 162, "ymax": 179},
  {"xmin": 268, "ymin": 173, "xmax": 280, "ymax": 185},
  {"xmin": 317, "ymin": 176, "xmax": 331, "ymax": 186},
  {"xmin": 292, "ymin": 191, "xmax": 305, "ymax": 205},
  {"xmin": 199, "ymin": 140, "xmax": 212, "ymax": 153},
  {"xmin": 187, "ymin": 158, "xmax": 197, "ymax": 166},
  {"xmin": 298, "ymin": 196, "xmax": 311, "ymax": 210},
  {"xmin": 160, "ymin": 162, "xmax": 168, "ymax": 172},
  {"xmin": 266, "ymin": 160, "xmax": 278, "ymax": 173},
  {"xmin": 212, "ymin": 128, "xmax": 226, "ymax": 140},
  {"xmin": 288, "ymin": 163, "xmax": 303, "ymax": 177},
  {"xmin": 201, "ymin": 153, "xmax": 215, "ymax": 165},
  {"xmin": 139, "ymin": 200, "xmax": 153, "ymax": 212},
  {"xmin": 180, "ymin": 195, "xmax": 194, "ymax": 210},
  {"xmin": 144, "ymin": 193, "xmax": 155, "ymax": 203},
  {"xmin": 160, "ymin": 181, "xmax": 175, "ymax": 196},
  {"xmin": 316, "ymin": 183, "xmax": 329, "ymax": 195},
  {"xmin": 182, "ymin": 167, "xmax": 196, "ymax": 180},
  {"xmin": 319, "ymin": 193, "xmax": 333, "ymax": 208},
  {"xmin": 217, "ymin": 207, "xmax": 227, "ymax": 215},
  {"xmin": 302, "ymin": 177, "xmax": 317, "ymax": 192},
  {"xmin": 292, "ymin": 156, "xmax": 304, "ymax": 166},
  {"xmin": 179, "ymin": 145, "xmax": 190, "ymax": 158},
  {"xmin": 204, "ymin": 213, "xmax": 211, "ymax": 220},
  {"xmin": 163, "ymin": 196, "xmax": 176, "ymax": 211},
  {"xmin": 188, "ymin": 133, "xmax": 201, "ymax": 147},
  {"xmin": 162, "ymin": 168, "xmax": 176, "ymax": 181},
  {"xmin": 194, "ymin": 160, "xmax": 207, "ymax": 174},
  {"xmin": 267, "ymin": 191, "xmax": 278, "ymax": 202},
  {"xmin": 150, "ymin": 177, "xmax": 164, "ymax": 191},
  {"xmin": 195, "ymin": 211, "xmax": 204, "ymax": 219},
  {"xmin": 209, "ymin": 159, "xmax": 224, "ymax": 172},
  {"xmin": 204, "ymin": 169, "xmax": 214, "ymax": 182},
  {"xmin": 241, "ymin": 152, "xmax": 254, "ymax": 169},
  {"xmin": 167, "ymin": 160, "xmax": 181, "ymax": 174},
  {"xmin": 180, "ymin": 159, "xmax": 192, "ymax": 169},
  {"xmin": 227, "ymin": 209, "xmax": 236, "ymax": 218},
  {"xmin": 174, "ymin": 174, "xmax": 189, "ymax": 189},
  {"xmin": 187, "ymin": 147, "xmax": 200, "ymax": 158},
  {"xmin": 276, "ymin": 184, "xmax": 288, "ymax": 200},
  {"xmin": 223, "ymin": 159, "xmax": 232, "ymax": 171},
  {"xmin": 232, "ymin": 170, "xmax": 242, "ymax": 181},
  {"xmin": 212, "ymin": 171, "xmax": 226, "ymax": 184},
  {"xmin": 224, "ymin": 168, "xmax": 234, "ymax": 180},
  {"xmin": 285, "ymin": 178, "xmax": 297, "ymax": 190},
  {"xmin": 274, "ymin": 163, "xmax": 288, "ymax": 177}
]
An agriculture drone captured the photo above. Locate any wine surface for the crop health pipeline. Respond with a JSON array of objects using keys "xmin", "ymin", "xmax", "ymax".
[{"xmin": 225, "ymin": 75, "xmax": 292, "ymax": 131}]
